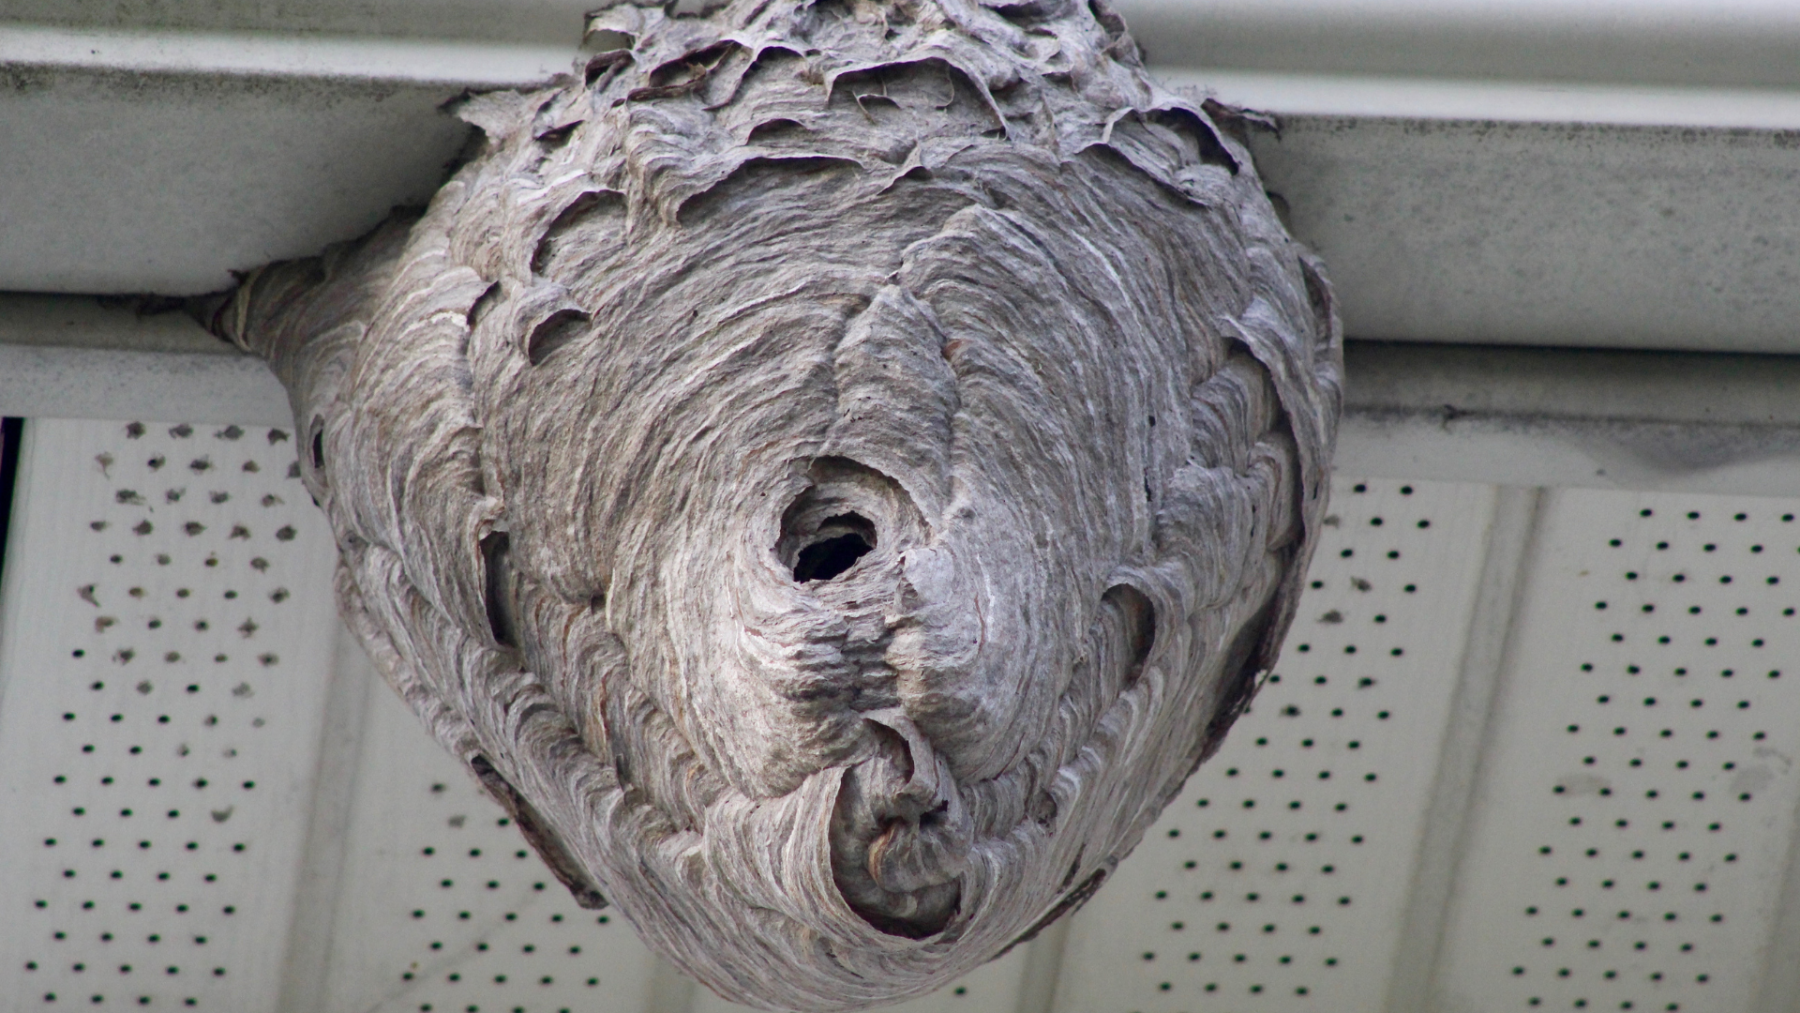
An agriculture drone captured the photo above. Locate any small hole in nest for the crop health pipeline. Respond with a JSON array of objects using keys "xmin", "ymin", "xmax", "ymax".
[
  {"xmin": 481, "ymin": 531, "xmax": 518, "ymax": 648},
  {"xmin": 527, "ymin": 310, "xmax": 589, "ymax": 366},
  {"xmin": 1102, "ymin": 584, "xmax": 1156, "ymax": 686},
  {"xmin": 585, "ymin": 30, "xmax": 633, "ymax": 56},
  {"xmin": 793, "ymin": 515, "xmax": 875, "ymax": 582},
  {"xmin": 777, "ymin": 458, "xmax": 911, "ymax": 583},
  {"xmin": 308, "ymin": 415, "xmax": 326, "ymax": 474}
]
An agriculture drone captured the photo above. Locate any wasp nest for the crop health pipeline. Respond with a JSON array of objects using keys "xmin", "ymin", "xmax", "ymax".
[{"xmin": 208, "ymin": 0, "xmax": 1341, "ymax": 1007}]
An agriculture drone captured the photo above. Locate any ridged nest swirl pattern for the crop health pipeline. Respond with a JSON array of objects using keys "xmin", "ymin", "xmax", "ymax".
[{"xmin": 209, "ymin": 0, "xmax": 1343, "ymax": 1008}]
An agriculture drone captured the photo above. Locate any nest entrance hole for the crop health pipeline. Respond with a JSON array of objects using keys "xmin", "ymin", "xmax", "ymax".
[{"xmin": 792, "ymin": 513, "xmax": 875, "ymax": 582}]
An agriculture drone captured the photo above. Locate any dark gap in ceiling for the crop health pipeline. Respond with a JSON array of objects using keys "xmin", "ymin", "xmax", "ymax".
[{"xmin": 0, "ymin": 418, "xmax": 25, "ymax": 589}]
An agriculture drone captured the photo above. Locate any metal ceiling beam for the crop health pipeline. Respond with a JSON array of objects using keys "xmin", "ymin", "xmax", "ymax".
[
  {"xmin": 19, "ymin": 0, "xmax": 1800, "ymax": 90},
  {"xmin": 0, "ymin": 24, "xmax": 575, "ymax": 296},
  {"xmin": 1340, "ymin": 341, "xmax": 1800, "ymax": 497},
  {"xmin": 0, "ymin": 295, "xmax": 286, "ymax": 425},
  {"xmin": 1, "ymin": 0, "xmax": 595, "ymax": 47},
  {"xmin": 0, "ymin": 10, "xmax": 1796, "ymax": 353},
  {"xmin": 1203, "ymin": 95, "xmax": 1800, "ymax": 355}
]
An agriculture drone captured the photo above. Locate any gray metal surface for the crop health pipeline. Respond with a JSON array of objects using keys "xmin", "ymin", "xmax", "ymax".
[
  {"xmin": 1123, "ymin": 0, "xmax": 1800, "ymax": 91},
  {"xmin": 1114, "ymin": 0, "xmax": 1800, "ymax": 92},
  {"xmin": 0, "ymin": 344, "xmax": 288, "ymax": 427},
  {"xmin": 18, "ymin": 0, "xmax": 1800, "ymax": 90},
  {"xmin": 0, "ymin": 297, "xmax": 299, "ymax": 424},
  {"xmin": 1336, "ymin": 343, "xmax": 1800, "ymax": 497},
  {"xmin": 0, "ymin": 24, "xmax": 574, "ymax": 295},
  {"xmin": 0, "ymin": 0, "xmax": 595, "ymax": 46},
  {"xmin": 1234, "ymin": 113, "xmax": 1800, "ymax": 353},
  {"xmin": 1, "ymin": 15, "xmax": 1797, "ymax": 357}
]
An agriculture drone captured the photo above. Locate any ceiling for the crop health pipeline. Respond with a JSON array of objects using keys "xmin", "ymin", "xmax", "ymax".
[
  {"xmin": 5, "ymin": 417, "xmax": 1800, "ymax": 1013},
  {"xmin": 1, "ymin": 2, "xmax": 1799, "ymax": 352}
]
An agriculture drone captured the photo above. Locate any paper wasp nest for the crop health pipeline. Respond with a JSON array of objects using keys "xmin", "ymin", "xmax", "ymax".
[{"xmin": 208, "ymin": 0, "xmax": 1341, "ymax": 1007}]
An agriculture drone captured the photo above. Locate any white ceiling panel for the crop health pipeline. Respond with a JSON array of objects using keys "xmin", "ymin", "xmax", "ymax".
[
  {"xmin": 0, "ymin": 417, "xmax": 339, "ymax": 1010},
  {"xmin": 6, "ymin": 415, "xmax": 1800, "ymax": 1013},
  {"xmin": 1053, "ymin": 479, "xmax": 1499, "ymax": 1012},
  {"xmin": 1434, "ymin": 492, "xmax": 1800, "ymax": 1013},
  {"xmin": 315, "ymin": 681, "xmax": 662, "ymax": 1013}
]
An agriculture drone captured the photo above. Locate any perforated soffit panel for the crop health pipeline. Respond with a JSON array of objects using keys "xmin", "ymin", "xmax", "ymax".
[{"xmin": 5, "ymin": 416, "xmax": 1800, "ymax": 1013}]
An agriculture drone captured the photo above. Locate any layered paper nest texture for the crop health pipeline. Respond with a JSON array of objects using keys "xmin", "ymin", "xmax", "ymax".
[{"xmin": 216, "ymin": 0, "xmax": 1343, "ymax": 1007}]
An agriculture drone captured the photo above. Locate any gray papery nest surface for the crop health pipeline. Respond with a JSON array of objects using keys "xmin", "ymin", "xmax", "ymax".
[{"xmin": 206, "ymin": 0, "xmax": 1342, "ymax": 1007}]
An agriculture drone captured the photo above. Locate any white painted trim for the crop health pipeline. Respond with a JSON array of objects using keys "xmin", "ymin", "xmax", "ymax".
[
  {"xmin": 1160, "ymin": 69, "xmax": 1800, "ymax": 132},
  {"xmin": 276, "ymin": 626, "xmax": 379, "ymax": 1013},
  {"xmin": 1117, "ymin": 0, "xmax": 1800, "ymax": 91},
  {"xmin": 1385, "ymin": 487, "xmax": 1542, "ymax": 1013},
  {"xmin": 0, "ymin": 343, "xmax": 291, "ymax": 426},
  {"xmin": 0, "ymin": 22, "xmax": 576, "ymax": 87}
]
